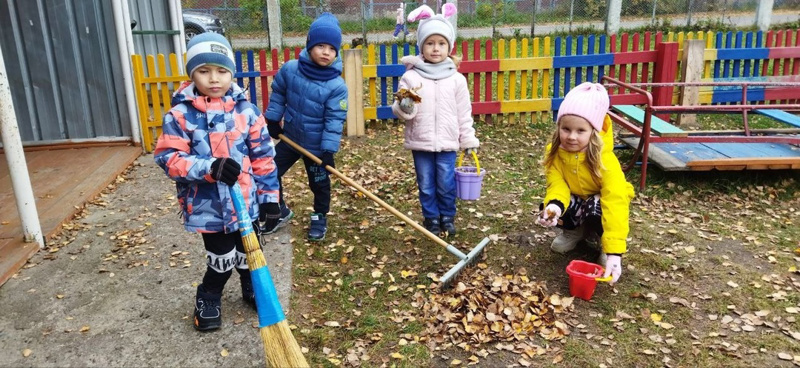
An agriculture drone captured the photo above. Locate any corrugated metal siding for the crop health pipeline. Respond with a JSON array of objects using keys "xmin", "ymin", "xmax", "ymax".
[
  {"xmin": 129, "ymin": 0, "xmax": 181, "ymax": 76},
  {"xmin": 0, "ymin": 0, "xmax": 130, "ymax": 143}
]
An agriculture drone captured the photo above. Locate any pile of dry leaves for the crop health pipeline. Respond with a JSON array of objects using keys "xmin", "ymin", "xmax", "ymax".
[{"xmin": 414, "ymin": 265, "xmax": 574, "ymax": 351}]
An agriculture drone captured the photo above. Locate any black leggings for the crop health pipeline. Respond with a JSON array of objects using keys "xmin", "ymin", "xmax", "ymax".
[
  {"xmin": 200, "ymin": 232, "xmax": 251, "ymax": 294},
  {"xmin": 558, "ymin": 194, "xmax": 603, "ymax": 236}
]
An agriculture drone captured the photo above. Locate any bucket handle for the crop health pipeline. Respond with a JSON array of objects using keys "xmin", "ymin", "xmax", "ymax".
[
  {"xmin": 596, "ymin": 275, "xmax": 612, "ymax": 282},
  {"xmin": 456, "ymin": 149, "xmax": 481, "ymax": 175}
]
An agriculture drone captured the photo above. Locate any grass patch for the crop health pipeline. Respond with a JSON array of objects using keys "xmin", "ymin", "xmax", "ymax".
[{"xmin": 278, "ymin": 120, "xmax": 800, "ymax": 366}]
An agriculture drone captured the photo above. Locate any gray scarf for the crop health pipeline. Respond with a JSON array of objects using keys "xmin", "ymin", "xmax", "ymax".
[{"xmin": 412, "ymin": 57, "xmax": 457, "ymax": 80}]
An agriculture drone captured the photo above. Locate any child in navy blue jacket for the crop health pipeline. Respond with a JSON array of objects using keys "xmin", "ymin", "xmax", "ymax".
[{"xmin": 263, "ymin": 12, "xmax": 348, "ymax": 242}]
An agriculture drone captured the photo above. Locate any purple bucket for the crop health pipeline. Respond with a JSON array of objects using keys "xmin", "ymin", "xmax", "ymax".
[{"xmin": 455, "ymin": 166, "xmax": 486, "ymax": 200}]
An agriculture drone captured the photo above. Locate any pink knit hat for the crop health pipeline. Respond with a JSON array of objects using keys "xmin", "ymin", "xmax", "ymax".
[{"xmin": 556, "ymin": 82, "xmax": 609, "ymax": 131}]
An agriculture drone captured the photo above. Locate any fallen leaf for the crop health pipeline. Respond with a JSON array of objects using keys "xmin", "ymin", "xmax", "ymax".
[
  {"xmin": 22, "ymin": 349, "xmax": 32, "ymax": 357},
  {"xmin": 220, "ymin": 348, "xmax": 229, "ymax": 357}
]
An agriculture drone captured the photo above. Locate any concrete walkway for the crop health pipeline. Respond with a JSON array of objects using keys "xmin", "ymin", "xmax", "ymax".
[{"xmin": 0, "ymin": 155, "xmax": 295, "ymax": 367}]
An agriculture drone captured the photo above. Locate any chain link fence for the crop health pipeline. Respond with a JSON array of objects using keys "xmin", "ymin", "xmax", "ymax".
[{"xmin": 182, "ymin": 0, "xmax": 795, "ymax": 49}]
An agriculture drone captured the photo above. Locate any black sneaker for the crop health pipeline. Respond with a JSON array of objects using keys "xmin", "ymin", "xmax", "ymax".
[
  {"xmin": 423, "ymin": 217, "xmax": 441, "ymax": 234},
  {"xmin": 441, "ymin": 216, "xmax": 456, "ymax": 236},
  {"xmin": 194, "ymin": 285, "xmax": 222, "ymax": 331},
  {"xmin": 308, "ymin": 213, "xmax": 327, "ymax": 241},
  {"xmin": 241, "ymin": 279, "xmax": 256, "ymax": 310},
  {"xmin": 262, "ymin": 204, "xmax": 294, "ymax": 235}
]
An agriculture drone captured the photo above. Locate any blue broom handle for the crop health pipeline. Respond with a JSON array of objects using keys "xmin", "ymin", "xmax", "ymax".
[
  {"xmin": 230, "ymin": 184, "xmax": 254, "ymax": 235},
  {"xmin": 229, "ymin": 184, "xmax": 286, "ymax": 327}
]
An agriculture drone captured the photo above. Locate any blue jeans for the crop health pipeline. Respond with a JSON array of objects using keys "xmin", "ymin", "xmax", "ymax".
[{"xmin": 412, "ymin": 150, "xmax": 457, "ymax": 219}]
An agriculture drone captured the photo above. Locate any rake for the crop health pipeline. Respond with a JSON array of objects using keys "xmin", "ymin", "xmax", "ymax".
[
  {"xmin": 279, "ymin": 134, "xmax": 489, "ymax": 289},
  {"xmin": 229, "ymin": 184, "xmax": 309, "ymax": 368}
]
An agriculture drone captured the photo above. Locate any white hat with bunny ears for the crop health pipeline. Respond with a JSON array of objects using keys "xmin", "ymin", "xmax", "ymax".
[{"xmin": 408, "ymin": 4, "xmax": 457, "ymax": 53}]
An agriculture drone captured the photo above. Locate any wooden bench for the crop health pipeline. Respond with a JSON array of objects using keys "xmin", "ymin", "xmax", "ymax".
[
  {"xmin": 612, "ymin": 105, "xmax": 688, "ymax": 137},
  {"xmin": 753, "ymin": 109, "xmax": 800, "ymax": 128}
]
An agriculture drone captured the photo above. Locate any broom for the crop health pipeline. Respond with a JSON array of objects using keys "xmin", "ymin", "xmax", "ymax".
[
  {"xmin": 229, "ymin": 184, "xmax": 309, "ymax": 368},
  {"xmin": 278, "ymin": 134, "xmax": 490, "ymax": 290}
]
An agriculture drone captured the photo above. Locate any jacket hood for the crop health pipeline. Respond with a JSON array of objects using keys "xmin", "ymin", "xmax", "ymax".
[
  {"xmin": 599, "ymin": 115, "xmax": 614, "ymax": 153},
  {"xmin": 401, "ymin": 55, "xmax": 425, "ymax": 69}
]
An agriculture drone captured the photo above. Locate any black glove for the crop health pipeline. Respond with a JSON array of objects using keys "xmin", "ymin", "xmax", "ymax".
[
  {"xmin": 259, "ymin": 202, "xmax": 281, "ymax": 231},
  {"xmin": 209, "ymin": 157, "xmax": 241, "ymax": 186},
  {"xmin": 321, "ymin": 151, "xmax": 335, "ymax": 169},
  {"xmin": 267, "ymin": 120, "xmax": 283, "ymax": 140}
]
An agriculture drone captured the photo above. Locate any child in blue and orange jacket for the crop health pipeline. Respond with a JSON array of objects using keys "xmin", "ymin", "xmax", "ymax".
[
  {"xmin": 263, "ymin": 12, "xmax": 348, "ymax": 242},
  {"xmin": 154, "ymin": 33, "xmax": 281, "ymax": 331}
]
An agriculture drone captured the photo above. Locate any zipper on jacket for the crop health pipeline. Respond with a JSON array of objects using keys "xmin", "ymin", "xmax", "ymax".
[{"xmin": 434, "ymin": 80, "xmax": 439, "ymax": 152}]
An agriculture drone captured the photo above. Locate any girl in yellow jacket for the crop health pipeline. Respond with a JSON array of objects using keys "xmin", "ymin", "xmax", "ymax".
[{"xmin": 537, "ymin": 82, "xmax": 635, "ymax": 284}]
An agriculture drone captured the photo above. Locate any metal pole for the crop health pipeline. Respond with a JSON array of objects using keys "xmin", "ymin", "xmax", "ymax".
[
  {"xmin": 0, "ymin": 44, "xmax": 44, "ymax": 247},
  {"xmin": 686, "ymin": 0, "xmax": 693, "ymax": 27},
  {"xmin": 361, "ymin": 0, "xmax": 368, "ymax": 44},
  {"xmin": 569, "ymin": 0, "xmax": 575, "ymax": 32},
  {"xmin": 113, "ymin": 0, "xmax": 142, "ymax": 147},
  {"xmin": 651, "ymin": 0, "xmax": 657, "ymax": 25},
  {"xmin": 530, "ymin": 0, "xmax": 536, "ymax": 37}
]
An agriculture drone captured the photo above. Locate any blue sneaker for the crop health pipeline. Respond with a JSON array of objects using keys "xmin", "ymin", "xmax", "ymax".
[
  {"xmin": 262, "ymin": 204, "xmax": 294, "ymax": 235},
  {"xmin": 308, "ymin": 213, "xmax": 327, "ymax": 241}
]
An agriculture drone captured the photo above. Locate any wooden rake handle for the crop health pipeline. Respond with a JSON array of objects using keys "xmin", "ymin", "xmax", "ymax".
[{"xmin": 277, "ymin": 134, "xmax": 455, "ymax": 252}]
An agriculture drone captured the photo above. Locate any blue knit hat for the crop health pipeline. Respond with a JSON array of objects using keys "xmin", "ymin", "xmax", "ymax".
[
  {"xmin": 185, "ymin": 33, "xmax": 235, "ymax": 77},
  {"xmin": 306, "ymin": 12, "xmax": 342, "ymax": 55}
]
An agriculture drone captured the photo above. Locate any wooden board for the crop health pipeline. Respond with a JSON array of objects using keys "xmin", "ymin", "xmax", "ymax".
[
  {"xmin": 0, "ymin": 146, "xmax": 141, "ymax": 287},
  {"xmin": 754, "ymin": 109, "xmax": 800, "ymax": 128},
  {"xmin": 620, "ymin": 138, "xmax": 689, "ymax": 170},
  {"xmin": 613, "ymin": 105, "xmax": 688, "ymax": 137},
  {"xmin": 703, "ymin": 142, "xmax": 800, "ymax": 158},
  {"xmin": 619, "ymin": 138, "xmax": 800, "ymax": 172},
  {"xmin": 687, "ymin": 157, "xmax": 800, "ymax": 169}
]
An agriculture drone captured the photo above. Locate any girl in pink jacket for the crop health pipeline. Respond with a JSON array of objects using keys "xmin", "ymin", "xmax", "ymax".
[{"xmin": 392, "ymin": 4, "xmax": 480, "ymax": 237}]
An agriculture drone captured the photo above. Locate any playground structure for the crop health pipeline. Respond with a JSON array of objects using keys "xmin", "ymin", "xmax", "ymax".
[{"xmin": 605, "ymin": 76, "xmax": 800, "ymax": 190}]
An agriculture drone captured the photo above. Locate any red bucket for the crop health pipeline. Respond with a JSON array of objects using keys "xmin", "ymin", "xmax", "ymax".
[{"xmin": 566, "ymin": 260, "xmax": 606, "ymax": 301}]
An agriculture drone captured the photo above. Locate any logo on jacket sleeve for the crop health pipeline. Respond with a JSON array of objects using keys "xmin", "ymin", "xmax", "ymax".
[{"xmin": 339, "ymin": 99, "xmax": 347, "ymax": 110}]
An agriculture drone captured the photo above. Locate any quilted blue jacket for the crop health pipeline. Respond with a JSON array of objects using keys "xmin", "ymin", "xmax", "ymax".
[
  {"xmin": 154, "ymin": 81, "xmax": 280, "ymax": 233},
  {"xmin": 265, "ymin": 49, "xmax": 348, "ymax": 156}
]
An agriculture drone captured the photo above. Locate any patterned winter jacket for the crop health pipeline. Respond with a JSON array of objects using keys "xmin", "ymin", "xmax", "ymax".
[
  {"xmin": 265, "ymin": 49, "xmax": 348, "ymax": 157},
  {"xmin": 154, "ymin": 81, "xmax": 280, "ymax": 233},
  {"xmin": 543, "ymin": 115, "xmax": 635, "ymax": 254}
]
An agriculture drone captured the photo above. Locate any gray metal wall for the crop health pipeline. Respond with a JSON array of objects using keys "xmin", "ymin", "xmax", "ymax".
[
  {"xmin": 128, "ymin": 0, "xmax": 177, "ymax": 56},
  {"xmin": 0, "ymin": 0, "xmax": 130, "ymax": 144}
]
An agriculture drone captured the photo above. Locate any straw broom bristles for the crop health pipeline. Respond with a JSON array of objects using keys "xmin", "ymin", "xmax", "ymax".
[
  {"xmin": 231, "ymin": 184, "xmax": 309, "ymax": 368},
  {"xmin": 241, "ymin": 230, "xmax": 308, "ymax": 368}
]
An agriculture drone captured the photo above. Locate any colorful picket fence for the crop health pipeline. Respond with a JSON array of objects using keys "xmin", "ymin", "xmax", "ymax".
[{"xmin": 131, "ymin": 29, "xmax": 800, "ymax": 152}]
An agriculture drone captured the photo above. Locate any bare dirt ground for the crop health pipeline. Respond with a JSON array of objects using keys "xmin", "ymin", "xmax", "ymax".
[{"xmin": 0, "ymin": 154, "xmax": 295, "ymax": 367}]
